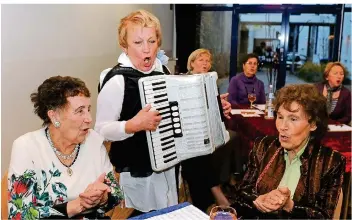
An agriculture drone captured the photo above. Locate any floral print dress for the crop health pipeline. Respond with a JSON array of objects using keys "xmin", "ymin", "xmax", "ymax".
[{"xmin": 7, "ymin": 128, "xmax": 124, "ymax": 219}]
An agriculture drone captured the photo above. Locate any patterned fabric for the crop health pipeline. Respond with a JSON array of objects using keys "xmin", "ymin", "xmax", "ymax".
[
  {"xmin": 8, "ymin": 164, "xmax": 66, "ymax": 219},
  {"xmin": 231, "ymin": 136, "xmax": 346, "ymax": 219},
  {"xmin": 7, "ymin": 128, "xmax": 124, "ymax": 219},
  {"xmin": 330, "ymin": 98, "xmax": 338, "ymax": 113},
  {"xmin": 8, "ymin": 165, "xmax": 123, "ymax": 219},
  {"xmin": 326, "ymin": 83, "xmax": 342, "ymax": 114}
]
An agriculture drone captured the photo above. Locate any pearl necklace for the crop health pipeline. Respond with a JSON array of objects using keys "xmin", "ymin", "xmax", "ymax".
[{"xmin": 46, "ymin": 129, "xmax": 80, "ymax": 176}]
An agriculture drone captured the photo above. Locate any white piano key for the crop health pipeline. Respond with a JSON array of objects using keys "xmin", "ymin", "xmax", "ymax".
[
  {"xmin": 145, "ymin": 91, "xmax": 167, "ymax": 100},
  {"xmin": 144, "ymin": 84, "xmax": 166, "ymax": 91},
  {"xmin": 158, "ymin": 108, "xmax": 171, "ymax": 114},
  {"xmin": 146, "ymin": 96, "xmax": 168, "ymax": 104},
  {"xmin": 151, "ymin": 125, "xmax": 173, "ymax": 136},
  {"xmin": 151, "ymin": 131, "xmax": 174, "ymax": 141},
  {"xmin": 153, "ymin": 140, "xmax": 175, "ymax": 150},
  {"xmin": 160, "ymin": 112, "xmax": 171, "ymax": 118},
  {"xmin": 155, "ymin": 149, "xmax": 176, "ymax": 160},
  {"xmin": 151, "ymin": 137, "xmax": 174, "ymax": 148},
  {"xmin": 151, "ymin": 102, "xmax": 169, "ymax": 110},
  {"xmin": 143, "ymin": 78, "xmax": 165, "ymax": 86},
  {"xmin": 158, "ymin": 118, "xmax": 172, "ymax": 127},
  {"xmin": 144, "ymin": 88, "xmax": 167, "ymax": 95}
]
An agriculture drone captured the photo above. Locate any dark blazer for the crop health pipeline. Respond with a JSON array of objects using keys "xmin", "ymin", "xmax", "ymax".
[
  {"xmin": 315, "ymin": 82, "xmax": 351, "ymax": 124},
  {"xmin": 232, "ymin": 136, "xmax": 345, "ymax": 219}
]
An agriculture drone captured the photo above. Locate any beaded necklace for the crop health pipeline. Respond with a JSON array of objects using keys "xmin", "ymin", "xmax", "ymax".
[{"xmin": 45, "ymin": 128, "xmax": 80, "ymax": 176}]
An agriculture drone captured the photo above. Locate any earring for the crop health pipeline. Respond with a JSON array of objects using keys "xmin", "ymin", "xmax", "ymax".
[{"xmin": 54, "ymin": 121, "xmax": 61, "ymax": 128}]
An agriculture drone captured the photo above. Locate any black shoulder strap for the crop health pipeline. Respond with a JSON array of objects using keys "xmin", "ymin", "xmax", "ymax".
[
  {"xmin": 98, "ymin": 64, "xmax": 143, "ymax": 93},
  {"xmin": 98, "ymin": 64, "xmax": 169, "ymax": 93},
  {"xmin": 162, "ymin": 65, "xmax": 171, "ymax": 75}
]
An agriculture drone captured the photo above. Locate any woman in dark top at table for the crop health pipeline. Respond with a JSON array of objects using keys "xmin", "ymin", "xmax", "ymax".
[
  {"xmin": 231, "ymin": 84, "xmax": 345, "ymax": 219},
  {"xmin": 228, "ymin": 53, "xmax": 266, "ymax": 105},
  {"xmin": 315, "ymin": 62, "xmax": 351, "ymax": 125}
]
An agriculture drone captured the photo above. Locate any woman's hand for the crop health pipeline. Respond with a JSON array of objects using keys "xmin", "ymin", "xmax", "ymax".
[
  {"xmin": 220, "ymin": 93, "xmax": 231, "ymax": 119},
  {"xmin": 79, "ymin": 173, "xmax": 111, "ymax": 209},
  {"xmin": 253, "ymin": 188, "xmax": 290, "ymax": 213},
  {"xmin": 126, "ymin": 104, "xmax": 162, "ymax": 133},
  {"xmin": 278, "ymin": 187, "xmax": 294, "ymax": 212}
]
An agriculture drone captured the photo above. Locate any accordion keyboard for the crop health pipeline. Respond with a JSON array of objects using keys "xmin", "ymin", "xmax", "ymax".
[
  {"xmin": 139, "ymin": 72, "xmax": 227, "ymax": 172},
  {"xmin": 143, "ymin": 77, "xmax": 183, "ymax": 170}
]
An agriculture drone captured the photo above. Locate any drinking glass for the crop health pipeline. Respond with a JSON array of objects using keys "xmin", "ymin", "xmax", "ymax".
[
  {"xmin": 248, "ymin": 93, "xmax": 257, "ymax": 109},
  {"xmin": 209, "ymin": 205, "xmax": 237, "ymax": 220}
]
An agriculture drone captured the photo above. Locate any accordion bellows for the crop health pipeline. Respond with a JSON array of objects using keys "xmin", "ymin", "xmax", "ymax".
[{"xmin": 139, "ymin": 72, "xmax": 228, "ymax": 172}]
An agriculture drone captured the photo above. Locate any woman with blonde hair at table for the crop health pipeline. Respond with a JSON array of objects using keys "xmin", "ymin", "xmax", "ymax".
[
  {"xmin": 231, "ymin": 84, "xmax": 345, "ymax": 219},
  {"xmin": 95, "ymin": 10, "xmax": 177, "ymax": 216},
  {"xmin": 315, "ymin": 61, "xmax": 351, "ymax": 124},
  {"xmin": 8, "ymin": 76, "xmax": 123, "ymax": 219},
  {"xmin": 180, "ymin": 48, "xmax": 236, "ymax": 212}
]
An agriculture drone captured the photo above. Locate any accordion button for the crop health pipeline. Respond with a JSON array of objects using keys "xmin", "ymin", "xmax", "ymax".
[
  {"xmin": 173, "ymin": 118, "xmax": 180, "ymax": 122},
  {"xmin": 172, "ymin": 112, "xmax": 179, "ymax": 117},
  {"xmin": 175, "ymin": 129, "xmax": 181, "ymax": 134},
  {"xmin": 174, "ymin": 123, "xmax": 180, "ymax": 128},
  {"xmin": 171, "ymin": 106, "xmax": 178, "ymax": 111}
]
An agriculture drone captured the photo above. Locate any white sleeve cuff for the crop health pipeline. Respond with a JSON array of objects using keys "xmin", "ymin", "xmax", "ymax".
[{"xmin": 119, "ymin": 121, "xmax": 134, "ymax": 139}]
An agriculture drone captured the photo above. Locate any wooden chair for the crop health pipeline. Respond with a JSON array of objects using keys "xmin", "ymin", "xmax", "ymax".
[{"xmin": 1, "ymin": 171, "xmax": 8, "ymax": 219}]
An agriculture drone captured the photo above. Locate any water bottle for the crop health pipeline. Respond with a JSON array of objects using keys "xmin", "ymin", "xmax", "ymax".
[{"xmin": 265, "ymin": 85, "xmax": 274, "ymax": 119}]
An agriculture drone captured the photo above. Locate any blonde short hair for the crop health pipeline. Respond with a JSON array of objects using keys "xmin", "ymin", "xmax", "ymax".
[
  {"xmin": 118, "ymin": 9, "xmax": 162, "ymax": 49},
  {"xmin": 187, "ymin": 48, "xmax": 212, "ymax": 71},
  {"xmin": 323, "ymin": 62, "xmax": 347, "ymax": 81}
]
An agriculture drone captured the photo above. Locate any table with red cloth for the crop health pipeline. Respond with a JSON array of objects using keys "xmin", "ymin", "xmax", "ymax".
[{"xmin": 226, "ymin": 104, "xmax": 351, "ymax": 218}]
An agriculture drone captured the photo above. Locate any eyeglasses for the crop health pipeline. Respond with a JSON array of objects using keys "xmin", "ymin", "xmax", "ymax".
[{"xmin": 245, "ymin": 62, "xmax": 258, "ymax": 66}]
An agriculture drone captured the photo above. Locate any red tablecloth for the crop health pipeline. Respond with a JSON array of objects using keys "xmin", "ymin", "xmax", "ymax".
[{"xmin": 226, "ymin": 105, "xmax": 351, "ymax": 173}]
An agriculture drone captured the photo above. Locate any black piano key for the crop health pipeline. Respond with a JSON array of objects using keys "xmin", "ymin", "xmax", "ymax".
[
  {"xmin": 164, "ymin": 156, "xmax": 177, "ymax": 163},
  {"xmin": 157, "ymin": 105, "xmax": 170, "ymax": 111},
  {"xmin": 162, "ymin": 115, "xmax": 171, "ymax": 120},
  {"xmin": 152, "ymin": 81, "xmax": 166, "ymax": 86},
  {"xmin": 160, "ymin": 127, "xmax": 173, "ymax": 134},
  {"xmin": 159, "ymin": 111, "xmax": 171, "ymax": 116},
  {"xmin": 163, "ymin": 151, "xmax": 176, "ymax": 158},
  {"xmin": 153, "ymin": 86, "xmax": 166, "ymax": 91},
  {"xmin": 160, "ymin": 135, "xmax": 173, "ymax": 141},
  {"xmin": 154, "ymin": 93, "xmax": 167, "ymax": 99},
  {"xmin": 161, "ymin": 140, "xmax": 174, "ymax": 146},
  {"xmin": 159, "ymin": 122, "xmax": 172, "ymax": 129},
  {"xmin": 154, "ymin": 98, "xmax": 168, "ymax": 104},
  {"xmin": 162, "ymin": 144, "xmax": 175, "ymax": 151}
]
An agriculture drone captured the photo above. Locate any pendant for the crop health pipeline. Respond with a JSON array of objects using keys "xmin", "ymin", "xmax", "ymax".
[{"xmin": 67, "ymin": 167, "xmax": 73, "ymax": 176}]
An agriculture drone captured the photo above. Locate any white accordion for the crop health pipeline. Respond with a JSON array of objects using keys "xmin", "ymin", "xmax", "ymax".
[{"xmin": 138, "ymin": 72, "xmax": 228, "ymax": 172}]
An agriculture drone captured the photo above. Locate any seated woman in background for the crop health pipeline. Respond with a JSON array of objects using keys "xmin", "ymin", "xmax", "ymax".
[
  {"xmin": 181, "ymin": 48, "xmax": 234, "ymax": 212},
  {"xmin": 8, "ymin": 76, "xmax": 123, "ymax": 219},
  {"xmin": 231, "ymin": 84, "xmax": 345, "ymax": 219},
  {"xmin": 315, "ymin": 62, "xmax": 351, "ymax": 124},
  {"xmin": 228, "ymin": 53, "xmax": 265, "ymax": 105}
]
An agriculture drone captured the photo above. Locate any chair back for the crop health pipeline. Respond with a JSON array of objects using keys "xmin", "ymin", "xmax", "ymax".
[
  {"xmin": 1, "ymin": 171, "xmax": 8, "ymax": 219},
  {"xmin": 333, "ymin": 188, "xmax": 343, "ymax": 219}
]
